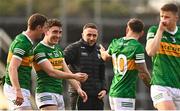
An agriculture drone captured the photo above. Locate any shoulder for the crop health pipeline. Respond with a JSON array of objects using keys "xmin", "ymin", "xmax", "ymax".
[
  {"xmin": 147, "ymin": 25, "xmax": 158, "ymax": 40},
  {"xmin": 109, "ymin": 38, "xmax": 119, "ymax": 45},
  {"xmin": 33, "ymin": 43, "xmax": 45, "ymax": 53},
  {"xmin": 133, "ymin": 41, "xmax": 144, "ymax": 52},
  {"xmin": 11, "ymin": 36, "xmax": 32, "ymax": 50},
  {"xmin": 148, "ymin": 25, "xmax": 158, "ymax": 32}
]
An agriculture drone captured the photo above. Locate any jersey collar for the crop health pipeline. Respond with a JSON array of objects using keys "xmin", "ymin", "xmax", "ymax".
[
  {"xmin": 123, "ymin": 37, "xmax": 137, "ymax": 40},
  {"xmin": 40, "ymin": 41, "xmax": 55, "ymax": 49},
  {"xmin": 22, "ymin": 31, "xmax": 33, "ymax": 45}
]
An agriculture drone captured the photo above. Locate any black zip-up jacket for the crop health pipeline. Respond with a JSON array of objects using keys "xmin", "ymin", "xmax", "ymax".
[{"xmin": 64, "ymin": 39, "xmax": 106, "ymax": 96}]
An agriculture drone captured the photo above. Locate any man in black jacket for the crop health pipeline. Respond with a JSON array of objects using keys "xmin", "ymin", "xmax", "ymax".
[{"xmin": 64, "ymin": 23, "xmax": 107, "ymax": 110}]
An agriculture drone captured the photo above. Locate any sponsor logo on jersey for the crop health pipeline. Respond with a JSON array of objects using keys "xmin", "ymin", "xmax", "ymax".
[{"xmin": 159, "ymin": 42, "xmax": 180, "ymax": 57}]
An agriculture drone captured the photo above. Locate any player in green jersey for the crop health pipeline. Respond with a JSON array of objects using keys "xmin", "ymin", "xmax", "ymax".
[
  {"xmin": 33, "ymin": 19, "xmax": 88, "ymax": 110},
  {"xmin": 146, "ymin": 3, "xmax": 180, "ymax": 110},
  {"xmin": 100, "ymin": 18, "xmax": 151, "ymax": 110},
  {"xmin": 3, "ymin": 13, "xmax": 47, "ymax": 110}
]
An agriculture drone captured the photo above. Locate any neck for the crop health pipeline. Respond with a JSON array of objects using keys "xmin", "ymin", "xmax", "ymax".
[
  {"xmin": 24, "ymin": 29, "xmax": 36, "ymax": 41},
  {"xmin": 167, "ymin": 24, "xmax": 176, "ymax": 32}
]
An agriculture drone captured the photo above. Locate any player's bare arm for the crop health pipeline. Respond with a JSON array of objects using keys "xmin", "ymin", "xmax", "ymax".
[
  {"xmin": 8, "ymin": 57, "xmax": 24, "ymax": 106},
  {"xmin": 62, "ymin": 59, "xmax": 88, "ymax": 82},
  {"xmin": 63, "ymin": 59, "xmax": 88, "ymax": 102},
  {"xmin": 136, "ymin": 63, "xmax": 151, "ymax": 88},
  {"xmin": 38, "ymin": 59, "xmax": 88, "ymax": 81},
  {"xmin": 146, "ymin": 20, "xmax": 166, "ymax": 56}
]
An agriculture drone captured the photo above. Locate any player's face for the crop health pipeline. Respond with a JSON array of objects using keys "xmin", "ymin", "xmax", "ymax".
[
  {"xmin": 160, "ymin": 11, "xmax": 178, "ymax": 29},
  {"xmin": 46, "ymin": 26, "xmax": 62, "ymax": 45},
  {"xmin": 82, "ymin": 28, "xmax": 98, "ymax": 46}
]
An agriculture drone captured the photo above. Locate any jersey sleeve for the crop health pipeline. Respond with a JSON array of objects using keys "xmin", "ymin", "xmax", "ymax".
[
  {"xmin": 135, "ymin": 44, "xmax": 145, "ymax": 64},
  {"xmin": 107, "ymin": 38, "xmax": 117, "ymax": 55},
  {"xmin": 146, "ymin": 26, "xmax": 158, "ymax": 40},
  {"xmin": 11, "ymin": 41, "xmax": 29, "ymax": 60},
  {"xmin": 33, "ymin": 49, "xmax": 48, "ymax": 64}
]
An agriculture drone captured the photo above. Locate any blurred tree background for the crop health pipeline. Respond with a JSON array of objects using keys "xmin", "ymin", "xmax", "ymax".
[{"xmin": 0, "ymin": 0, "xmax": 180, "ymax": 110}]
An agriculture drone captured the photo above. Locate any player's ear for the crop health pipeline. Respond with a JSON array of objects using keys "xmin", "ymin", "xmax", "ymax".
[
  {"xmin": 141, "ymin": 31, "xmax": 144, "ymax": 37},
  {"xmin": 139, "ymin": 31, "xmax": 144, "ymax": 39},
  {"xmin": 36, "ymin": 25, "xmax": 42, "ymax": 31},
  {"xmin": 175, "ymin": 15, "xmax": 179, "ymax": 22},
  {"xmin": 81, "ymin": 33, "xmax": 83, "ymax": 37}
]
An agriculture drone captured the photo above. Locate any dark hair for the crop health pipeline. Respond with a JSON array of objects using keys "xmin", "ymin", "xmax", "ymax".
[
  {"xmin": 161, "ymin": 3, "xmax": 179, "ymax": 15},
  {"xmin": 127, "ymin": 18, "xmax": 144, "ymax": 33},
  {"xmin": 46, "ymin": 19, "xmax": 62, "ymax": 29},
  {"xmin": 28, "ymin": 13, "xmax": 47, "ymax": 30},
  {"xmin": 83, "ymin": 23, "xmax": 97, "ymax": 30}
]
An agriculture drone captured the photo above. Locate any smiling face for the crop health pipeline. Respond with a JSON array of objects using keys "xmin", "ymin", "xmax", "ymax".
[
  {"xmin": 82, "ymin": 28, "xmax": 98, "ymax": 46},
  {"xmin": 45, "ymin": 26, "xmax": 62, "ymax": 46}
]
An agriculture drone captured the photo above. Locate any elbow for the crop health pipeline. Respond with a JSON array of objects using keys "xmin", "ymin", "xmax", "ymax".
[
  {"xmin": 46, "ymin": 69, "xmax": 56, "ymax": 77},
  {"xmin": 146, "ymin": 48, "xmax": 155, "ymax": 57},
  {"xmin": 146, "ymin": 51, "xmax": 154, "ymax": 57}
]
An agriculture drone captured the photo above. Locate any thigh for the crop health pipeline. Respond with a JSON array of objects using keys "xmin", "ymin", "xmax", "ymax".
[
  {"xmin": 155, "ymin": 101, "xmax": 176, "ymax": 110},
  {"xmin": 3, "ymin": 83, "xmax": 32, "ymax": 110},
  {"xmin": 40, "ymin": 105, "xmax": 58, "ymax": 110},
  {"xmin": 109, "ymin": 96, "xmax": 135, "ymax": 110},
  {"xmin": 15, "ymin": 106, "xmax": 32, "ymax": 110},
  {"xmin": 35, "ymin": 92, "xmax": 58, "ymax": 109},
  {"xmin": 151, "ymin": 85, "xmax": 176, "ymax": 110}
]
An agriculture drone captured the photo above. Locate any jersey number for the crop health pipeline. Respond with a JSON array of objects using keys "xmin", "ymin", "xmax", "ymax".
[{"xmin": 112, "ymin": 54, "xmax": 127, "ymax": 76}]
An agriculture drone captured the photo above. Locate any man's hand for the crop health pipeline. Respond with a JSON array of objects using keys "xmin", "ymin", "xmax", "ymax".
[
  {"xmin": 98, "ymin": 90, "xmax": 106, "ymax": 100},
  {"xmin": 99, "ymin": 44, "xmax": 111, "ymax": 61},
  {"xmin": 74, "ymin": 73, "xmax": 88, "ymax": 82},
  {"xmin": 77, "ymin": 88, "xmax": 88, "ymax": 102},
  {"xmin": 15, "ymin": 89, "xmax": 24, "ymax": 106},
  {"xmin": 159, "ymin": 20, "xmax": 169, "ymax": 32},
  {"xmin": 99, "ymin": 44, "xmax": 106, "ymax": 55}
]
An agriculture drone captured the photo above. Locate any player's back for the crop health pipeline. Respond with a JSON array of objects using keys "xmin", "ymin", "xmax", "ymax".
[{"xmin": 109, "ymin": 37, "xmax": 145, "ymax": 98}]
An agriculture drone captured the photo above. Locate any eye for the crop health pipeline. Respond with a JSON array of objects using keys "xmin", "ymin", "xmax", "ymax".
[
  {"xmin": 93, "ymin": 34, "xmax": 97, "ymax": 37},
  {"xmin": 87, "ymin": 33, "xmax": 97, "ymax": 37},
  {"xmin": 87, "ymin": 34, "xmax": 92, "ymax": 37}
]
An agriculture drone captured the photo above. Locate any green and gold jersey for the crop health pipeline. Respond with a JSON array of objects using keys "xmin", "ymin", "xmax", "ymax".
[
  {"xmin": 108, "ymin": 37, "xmax": 145, "ymax": 98},
  {"xmin": 5, "ymin": 32, "xmax": 33, "ymax": 90},
  {"xmin": 33, "ymin": 41, "xmax": 63, "ymax": 94},
  {"xmin": 147, "ymin": 26, "xmax": 180, "ymax": 88}
]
